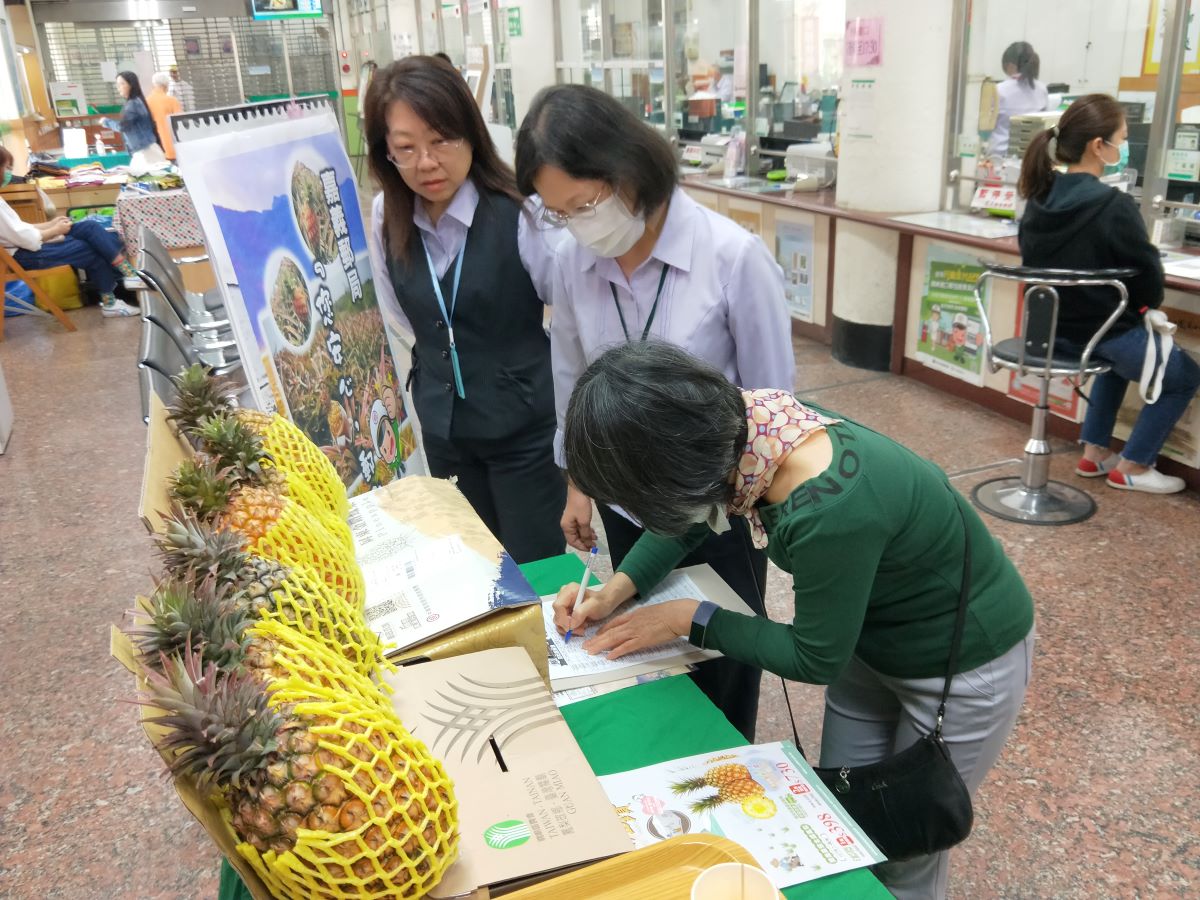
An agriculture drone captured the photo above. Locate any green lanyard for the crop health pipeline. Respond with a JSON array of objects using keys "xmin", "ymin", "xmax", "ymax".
[{"xmin": 610, "ymin": 263, "xmax": 670, "ymax": 342}]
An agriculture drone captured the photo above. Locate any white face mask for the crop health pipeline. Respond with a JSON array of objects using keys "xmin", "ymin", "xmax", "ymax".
[
  {"xmin": 566, "ymin": 192, "xmax": 646, "ymax": 258},
  {"xmin": 688, "ymin": 504, "xmax": 732, "ymax": 535}
]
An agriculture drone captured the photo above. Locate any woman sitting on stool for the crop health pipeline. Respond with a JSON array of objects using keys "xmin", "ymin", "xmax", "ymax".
[{"xmin": 1018, "ymin": 93, "xmax": 1200, "ymax": 494}]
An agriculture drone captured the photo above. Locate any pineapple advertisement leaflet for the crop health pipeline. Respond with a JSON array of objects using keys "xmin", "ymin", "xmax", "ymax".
[
  {"xmin": 598, "ymin": 741, "xmax": 885, "ymax": 888},
  {"xmin": 178, "ymin": 110, "xmax": 420, "ymax": 497}
]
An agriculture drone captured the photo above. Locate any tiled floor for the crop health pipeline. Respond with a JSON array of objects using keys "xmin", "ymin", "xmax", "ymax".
[{"xmin": 1, "ymin": 307, "xmax": 1196, "ymax": 898}]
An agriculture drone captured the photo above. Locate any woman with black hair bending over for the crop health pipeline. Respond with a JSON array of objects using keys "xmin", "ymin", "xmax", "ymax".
[
  {"xmin": 554, "ymin": 341, "xmax": 1035, "ymax": 900},
  {"xmin": 1019, "ymin": 93, "xmax": 1200, "ymax": 494},
  {"xmin": 364, "ymin": 56, "xmax": 565, "ymax": 561},
  {"xmin": 516, "ymin": 84, "xmax": 795, "ymax": 741},
  {"xmin": 990, "ymin": 42, "xmax": 1048, "ymax": 160}
]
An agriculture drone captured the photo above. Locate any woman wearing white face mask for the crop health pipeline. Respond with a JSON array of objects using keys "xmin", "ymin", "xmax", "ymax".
[{"xmin": 516, "ymin": 84, "xmax": 795, "ymax": 741}]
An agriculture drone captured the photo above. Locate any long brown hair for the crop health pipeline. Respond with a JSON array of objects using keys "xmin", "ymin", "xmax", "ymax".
[
  {"xmin": 363, "ymin": 55, "xmax": 520, "ymax": 262},
  {"xmin": 1018, "ymin": 93, "xmax": 1125, "ymax": 202}
]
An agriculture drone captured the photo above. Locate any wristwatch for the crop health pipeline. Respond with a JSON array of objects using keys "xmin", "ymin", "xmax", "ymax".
[{"xmin": 689, "ymin": 600, "xmax": 721, "ymax": 649}]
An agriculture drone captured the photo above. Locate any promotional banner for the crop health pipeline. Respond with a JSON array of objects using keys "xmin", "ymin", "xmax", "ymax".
[
  {"xmin": 179, "ymin": 110, "xmax": 421, "ymax": 494},
  {"xmin": 598, "ymin": 741, "xmax": 885, "ymax": 888},
  {"xmin": 915, "ymin": 248, "xmax": 988, "ymax": 386}
]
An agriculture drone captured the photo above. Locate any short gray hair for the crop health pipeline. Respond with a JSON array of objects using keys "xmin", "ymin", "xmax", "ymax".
[
  {"xmin": 564, "ymin": 342, "xmax": 746, "ymax": 537},
  {"xmin": 152, "ymin": 72, "xmax": 171, "ymax": 88}
]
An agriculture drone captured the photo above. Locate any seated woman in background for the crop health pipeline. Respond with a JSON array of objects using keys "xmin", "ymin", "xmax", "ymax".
[
  {"xmin": 553, "ymin": 341, "xmax": 1035, "ymax": 900},
  {"xmin": 0, "ymin": 147, "xmax": 56, "ymax": 217},
  {"xmin": 1018, "ymin": 93, "xmax": 1200, "ymax": 494},
  {"xmin": 0, "ymin": 187, "xmax": 140, "ymax": 318}
]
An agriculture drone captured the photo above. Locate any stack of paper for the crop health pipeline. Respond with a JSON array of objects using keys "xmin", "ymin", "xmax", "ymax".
[{"xmin": 541, "ymin": 565, "xmax": 757, "ymax": 693}]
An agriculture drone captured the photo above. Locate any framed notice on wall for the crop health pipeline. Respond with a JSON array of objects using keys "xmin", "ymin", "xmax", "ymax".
[
  {"xmin": 1142, "ymin": 0, "xmax": 1200, "ymax": 75},
  {"xmin": 775, "ymin": 218, "xmax": 815, "ymax": 323},
  {"xmin": 914, "ymin": 246, "xmax": 988, "ymax": 386}
]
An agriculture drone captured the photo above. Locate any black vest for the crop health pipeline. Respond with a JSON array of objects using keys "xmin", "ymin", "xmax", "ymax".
[{"xmin": 387, "ymin": 190, "xmax": 554, "ymax": 442}]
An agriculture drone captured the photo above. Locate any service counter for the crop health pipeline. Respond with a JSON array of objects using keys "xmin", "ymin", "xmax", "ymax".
[{"xmin": 682, "ymin": 175, "xmax": 1200, "ymax": 490}]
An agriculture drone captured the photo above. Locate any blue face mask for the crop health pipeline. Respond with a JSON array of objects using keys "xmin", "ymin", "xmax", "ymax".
[{"xmin": 1103, "ymin": 140, "xmax": 1129, "ymax": 176}]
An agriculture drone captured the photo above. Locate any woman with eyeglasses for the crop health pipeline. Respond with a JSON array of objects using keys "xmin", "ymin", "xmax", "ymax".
[
  {"xmin": 364, "ymin": 55, "xmax": 565, "ymax": 563},
  {"xmin": 515, "ymin": 84, "xmax": 795, "ymax": 741}
]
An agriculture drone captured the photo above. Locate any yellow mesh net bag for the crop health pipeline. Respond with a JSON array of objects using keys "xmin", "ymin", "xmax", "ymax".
[
  {"xmin": 239, "ymin": 409, "xmax": 351, "ymax": 521},
  {"xmin": 256, "ymin": 562, "xmax": 391, "ymax": 679},
  {"xmin": 242, "ymin": 495, "xmax": 366, "ymax": 610},
  {"xmin": 235, "ymin": 624, "xmax": 458, "ymax": 899},
  {"xmin": 284, "ymin": 476, "xmax": 355, "ymax": 555}
]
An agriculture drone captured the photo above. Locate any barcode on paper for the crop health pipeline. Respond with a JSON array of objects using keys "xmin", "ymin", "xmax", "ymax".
[{"xmin": 364, "ymin": 598, "xmax": 399, "ymax": 623}]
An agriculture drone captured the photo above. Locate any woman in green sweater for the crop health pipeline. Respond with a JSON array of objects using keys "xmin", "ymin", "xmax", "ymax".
[{"xmin": 554, "ymin": 341, "xmax": 1035, "ymax": 900}]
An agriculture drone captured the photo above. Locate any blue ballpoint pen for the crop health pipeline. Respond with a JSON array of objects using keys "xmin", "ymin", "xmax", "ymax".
[{"xmin": 564, "ymin": 546, "xmax": 599, "ymax": 643}]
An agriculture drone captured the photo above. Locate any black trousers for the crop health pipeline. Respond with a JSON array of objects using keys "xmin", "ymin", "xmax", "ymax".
[
  {"xmin": 422, "ymin": 420, "xmax": 566, "ymax": 565},
  {"xmin": 597, "ymin": 504, "xmax": 767, "ymax": 742}
]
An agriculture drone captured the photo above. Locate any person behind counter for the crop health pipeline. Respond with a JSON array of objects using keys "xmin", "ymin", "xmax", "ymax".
[
  {"xmin": 990, "ymin": 41, "xmax": 1049, "ymax": 159},
  {"xmin": 147, "ymin": 73, "xmax": 182, "ymax": 161},
  {"xmin": 1018, "ymin": 93, "xmax": 1200, "ymax": 494},
  {"xmin": 364, "ymin": 55, "xmax": 565, "ymax": 563},
  {"xmin": 553, "ymin": 340, "xmax": 1035, "ymax": 900},
  {"xmin": 705, "ymin": 63, "xmax": 734, "ymax": 104},
  {"xmin": 100, "ymin": 71, "xmax": 166, "ymax": 172},
  {"xmin": 515, "ymin": 83, "xmax": 795, "ymax": 741}
]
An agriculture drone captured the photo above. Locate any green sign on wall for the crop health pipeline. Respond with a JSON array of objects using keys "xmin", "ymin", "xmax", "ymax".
[{"xmin": 507, "ymin": 6, "xmax": 522, "ymax": 37}]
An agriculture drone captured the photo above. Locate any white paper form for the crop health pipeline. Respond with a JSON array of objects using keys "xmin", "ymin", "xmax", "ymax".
[
  {"xmin": 541, "ymin": 567, "xmax": 757, "ymax": 691},
  {"xmin": 361, "ymin": 534, "xmax": 502, "ymax": 652}
]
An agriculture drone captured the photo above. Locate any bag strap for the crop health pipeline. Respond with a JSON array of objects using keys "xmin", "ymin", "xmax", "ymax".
[
  {"xmin": 936, "ymin": 488, "xmax": 972, "ymax": 739},
  {"xmin": 782, "ymin": 485, "xmax": 973, "ymax": 756}
]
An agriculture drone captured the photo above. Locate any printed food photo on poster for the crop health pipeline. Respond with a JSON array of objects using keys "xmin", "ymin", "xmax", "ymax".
[
  {"xmin": 179, "ymin": 110, "xmax": 420, "ymax": 496},
  {"xmin": 915, "ymin": 248, "xmax": 988, "ymax": 386}
]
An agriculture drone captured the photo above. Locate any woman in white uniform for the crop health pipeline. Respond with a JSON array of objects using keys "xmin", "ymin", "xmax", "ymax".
[
  {"xmin": 515, "ymin": 84, "xmax": 795, "ymax": 740},
  {"xmin": 990, "ymin": 42, "xmax": 1049, "ymax": 160}
]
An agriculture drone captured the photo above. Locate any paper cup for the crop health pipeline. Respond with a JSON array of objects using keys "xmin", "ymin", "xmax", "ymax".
[{"xmin": 691, "ymin": 863, "xmax": 778, "ymax": 900}]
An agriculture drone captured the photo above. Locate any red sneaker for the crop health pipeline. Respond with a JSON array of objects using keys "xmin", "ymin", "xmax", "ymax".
[{"xmin": 1075, "ymin": 454, "xmax": 1118, "ymax": 478}]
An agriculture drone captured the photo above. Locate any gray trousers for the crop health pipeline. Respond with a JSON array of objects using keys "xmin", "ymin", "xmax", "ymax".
[{"xmin": 819, "ymin": 631, "xmax": 1036, "ymax": 900}]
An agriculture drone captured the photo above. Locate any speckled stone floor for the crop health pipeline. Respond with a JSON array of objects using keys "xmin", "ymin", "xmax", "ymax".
[{"xmin": 0, "ymin": 309, "xmax": 1196, "ymax": 898}]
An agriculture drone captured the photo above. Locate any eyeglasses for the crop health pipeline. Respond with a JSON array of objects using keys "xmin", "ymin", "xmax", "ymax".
[
  {"xmin": 387, "ymin": 137, "xmax": 466, "ymax": 169},
  {"xmin": 539, "ymin": 186, "xmax": 609, "ymax": 229}
]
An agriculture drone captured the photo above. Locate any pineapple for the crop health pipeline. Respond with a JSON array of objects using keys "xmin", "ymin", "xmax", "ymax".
[
  {"xmin": 171, "ymin": 459, "xmax": 365, "ymax": 608},
  {"xmin": 153, "ymin": 508, "xmax": 387, "ymax": 673},
  {"xmin": 142, "ymin": 650, "xmax": 458, "ymax": 899},
  {"xmin": 671, "ymin": 762, "xmax": 767, "ymax": 815},
  {"xmin": 169, "ymin": 364, "xmax": 350, "ymax": 519},
  {"xmin": 191, "ymin": 411, "xmax": 354, "ymax": 553}
]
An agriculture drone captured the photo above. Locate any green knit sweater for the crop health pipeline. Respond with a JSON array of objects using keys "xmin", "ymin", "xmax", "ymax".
[{"xmin": 617, "ymin": 415, "xmax": 1035, "ymax": 684}]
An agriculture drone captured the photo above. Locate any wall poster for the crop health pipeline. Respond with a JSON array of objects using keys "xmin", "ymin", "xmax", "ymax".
[
  {"xmin": 775, "ymin": 217, "xmax": 815, "ymax": 323},
  {"xmin": 914, "ymin": 246, "xmax": 988, "ymax": 386},
  {"xmin": 179, "ymin": 110, "xmax": 421, "ymax": 496}
]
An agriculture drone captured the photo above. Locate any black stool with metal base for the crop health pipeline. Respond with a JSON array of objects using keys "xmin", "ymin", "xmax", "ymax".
[{"xmin": 971, "ymin": 264, "xmax": 1136, "ymax": 525}]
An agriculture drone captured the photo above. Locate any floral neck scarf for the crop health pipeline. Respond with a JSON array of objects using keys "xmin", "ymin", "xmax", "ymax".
[{"xmin": 730, "ymin": 389, "xmax": 841, "ymax": 548}]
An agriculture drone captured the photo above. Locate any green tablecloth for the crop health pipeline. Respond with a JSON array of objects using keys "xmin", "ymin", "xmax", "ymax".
[{"xmin": 217, "ymin": 555, "xmax": 888, "ymax": 900}]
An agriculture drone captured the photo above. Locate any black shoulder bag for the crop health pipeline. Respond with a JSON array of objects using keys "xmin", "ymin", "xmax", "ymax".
[{"xmin": 783, "ymin": 492, "xmax": 975, "ymax": 862}]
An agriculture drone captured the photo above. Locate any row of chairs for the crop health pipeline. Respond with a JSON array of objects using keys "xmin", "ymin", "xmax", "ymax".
[{"xmin": 135, "ymin": 225, "xmax": 246, "ymax": 422}]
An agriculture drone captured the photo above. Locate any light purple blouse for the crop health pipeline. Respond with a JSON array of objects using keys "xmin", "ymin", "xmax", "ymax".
[{"xmin": 549, "ymin": 187, "xmax": 796, "ymax": 463}]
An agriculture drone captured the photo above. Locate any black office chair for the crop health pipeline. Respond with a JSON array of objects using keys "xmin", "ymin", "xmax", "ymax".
[{"xmin": 971, "ymin": 264, "xmax": 1135, "ymax": 525}]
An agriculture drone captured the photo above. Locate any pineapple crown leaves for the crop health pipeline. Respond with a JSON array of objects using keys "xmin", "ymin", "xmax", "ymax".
[
  {"xmin": 127, "ymin": 575, "xmax": 256, "ymax": 674},
  {"xmin": 169, "ymin": 457, "xmax": 236, "ymax": 520},
  {"xmin": 191, "ymin": 412, "xmax": 276, "ymax": 486},
  {"xmin": 154, "ymin": 502, "xmax": 252, "ymax": 583},
  {"xmin": 140, "ymin": 647, "xmax": 286, "ymax": 791},
  {"xmin": 669, "ymin": 776, "xmax": 709, "ymax": 794},
  {"xmin": 167, "ymin": 364, "xmax": 238, "ymax": 435}
]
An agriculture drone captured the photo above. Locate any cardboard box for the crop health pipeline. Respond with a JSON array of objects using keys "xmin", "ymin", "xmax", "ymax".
[{"xmin": 384, "ymin": 648, "xmax": 633, "ymax": 897}]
